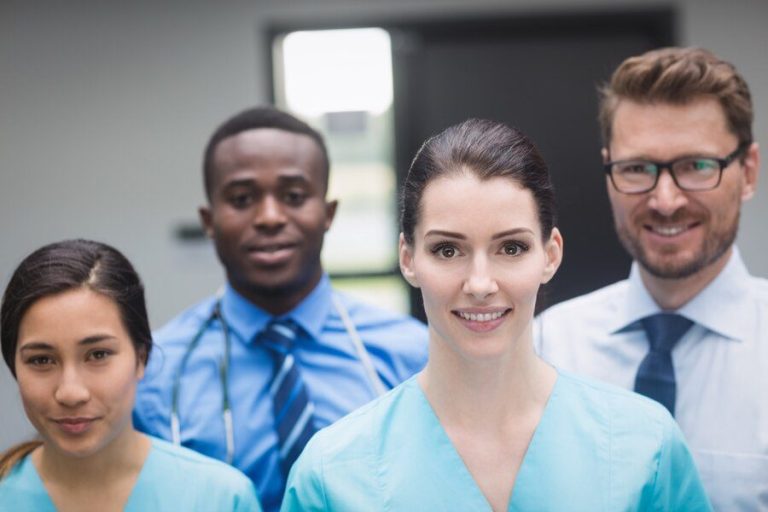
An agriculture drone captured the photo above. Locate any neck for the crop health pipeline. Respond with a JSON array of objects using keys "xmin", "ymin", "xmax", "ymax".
[
  {"xmin": 35, "ymin": 428, "xmax": 149, "ymax": 489},
  {"xmin": 234, "ymin": 268, "xmax": 323, "ymax": 316},
  {"xmin": 640, "ymin": 247, "xmax": 732, "ymax": 310},
  {"xmin": 419, "ymin": 327, "xmax": 556, "ymax": 429}
]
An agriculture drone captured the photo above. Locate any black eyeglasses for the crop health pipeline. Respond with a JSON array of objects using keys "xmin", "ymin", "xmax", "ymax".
[{"xmin": 604, "ymin": 142, "xmax": 750, "ymax": 194}]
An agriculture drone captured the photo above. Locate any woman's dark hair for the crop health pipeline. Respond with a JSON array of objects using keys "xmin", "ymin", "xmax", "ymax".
[
  {"xmin": 1, "ymin": 239, "xmax": 152, "ymax": 378},
  {"xmin": 400, "ymin": 118, "xmax": 557, "ymax": 245}
]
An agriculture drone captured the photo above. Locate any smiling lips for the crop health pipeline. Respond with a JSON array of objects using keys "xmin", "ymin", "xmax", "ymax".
[
  {"xmin": 453, "ymin": 308, "xmax": 511, "ymax": 332},
  {"xmin": 644, "ymin": 221, "xmax": 700, "ymax": 238},
  {"xmin": 54, "ymin": 417, "xmax": 97, "ymax": 435},
  {"xmin": 246, "ymin": 242, "xmax": 297, "ymax": 266}
]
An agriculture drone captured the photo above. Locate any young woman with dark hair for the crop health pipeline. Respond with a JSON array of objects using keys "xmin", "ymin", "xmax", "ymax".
[
  {"xmin": 282, "ymin": 119, "xmax": 711, "ymax": 511},
  {"xmin": 0, "ymin": 239, "xmax": 261, "ymax": 511}
]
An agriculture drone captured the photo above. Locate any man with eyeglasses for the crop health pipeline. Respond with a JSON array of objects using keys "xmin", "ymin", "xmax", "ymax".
[{"xmin": 535, "ymin": 47, "xmax": 764, "ymax": 510}]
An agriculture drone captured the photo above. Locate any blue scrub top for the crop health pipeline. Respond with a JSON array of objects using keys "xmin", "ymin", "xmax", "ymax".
[
  {"xmin": 283, "ymin": 371, "xmax": 712, "ymax": 511},
  {"xmin": 0, "ymin": 436, "xmax": 261, "ymax": 511}
]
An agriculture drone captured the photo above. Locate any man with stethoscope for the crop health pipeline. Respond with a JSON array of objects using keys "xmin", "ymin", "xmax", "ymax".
[{"xmin": 133, "ymin": 106, "xmax": 428, "ymax": 512}]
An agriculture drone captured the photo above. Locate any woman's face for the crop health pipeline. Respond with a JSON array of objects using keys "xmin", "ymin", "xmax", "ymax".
[
  {"xmin": 15, "ymin": 288, "xmax": 144, "ymax": 459},
  {"xmin": 400, "ymin": 172, "xmax": 562, "ymax": 361}
]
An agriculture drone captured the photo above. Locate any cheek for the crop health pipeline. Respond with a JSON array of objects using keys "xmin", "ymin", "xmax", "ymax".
[
  {"xmin": 16, "ymin": 374, "xmax": 50, "ymax": 421},
  {"xmin": 607, "ymin": 189, "xmax": 636, "ymax": 218},
  {"xmin": 414, "ymin": 265, "xmax": 458, "ymax": 306},
  {"xmin": 295, "ymin": 209, "xmax": 329, "ymax": 237},
  {"xmin": 514, "ymin": 267, "xmax": 548, "ymax": 301}
]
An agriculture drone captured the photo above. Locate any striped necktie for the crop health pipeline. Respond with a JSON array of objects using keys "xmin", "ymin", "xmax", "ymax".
[
  {"xmin": 634, "ymin": 313, "xmax": 693, "ymax": 416},
  {"xmin": 258, "ymin": 319, "xmax": 317, "ymax": 478}
]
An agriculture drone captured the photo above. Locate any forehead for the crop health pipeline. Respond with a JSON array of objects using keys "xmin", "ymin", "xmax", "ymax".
[
  {"xmin": 17, "ymin": 288, "xmax": 127, "ymax": 348},
  {"xmin": 417, "ymin": 173, "xmax": 540, "ymax": 236},
  {"xmin": 610, "ymin": 97, "xmax": 735, "ymax": 158},
  {"xmin": 211, "ymin": 128, "xmax": 325, "ymax": 188}
]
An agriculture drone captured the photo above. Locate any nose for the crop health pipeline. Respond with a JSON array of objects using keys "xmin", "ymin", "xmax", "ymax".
[
  {"xmin": 54, "ymin": 366, "xmax": 91, "ymax": 407},
  {"xmin": 647, "ymin": 169, "xmax": 688, "ymax": 216},
  {"xmin": 462, "ymin": 254, "xmax": 499, "ymax": 300},
  {"xmin": 253, "ymin": 195, "xmax": 287, "ymax": 230}
]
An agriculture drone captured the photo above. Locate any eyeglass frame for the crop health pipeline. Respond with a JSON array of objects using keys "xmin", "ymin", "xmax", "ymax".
[{"xmin": 603, "ymin": 141, "xmax": 751, "ymax": 194}]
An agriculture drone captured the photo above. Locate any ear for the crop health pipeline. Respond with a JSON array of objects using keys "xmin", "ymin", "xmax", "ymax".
[
  {"xmin": 601, "ymin": 147, "xmax": 610, "ymax": 163},
  {"xmin": 323, "ymin": 199, "xmax": 339, "ymax": 231},
  {"xmin": 541, "ymin": 227, "xmax": 563, "ymax": 284},
  {"xmin": 740, "ymin": 141, "xmax": 760, "ymax": 202},
  {"xmin": 199, "ymin": 205, "xmax": 214, "ymax": 239},
  {"xmin": 398, "ymin": 233, "xmax": 419, "ymax": 288}
]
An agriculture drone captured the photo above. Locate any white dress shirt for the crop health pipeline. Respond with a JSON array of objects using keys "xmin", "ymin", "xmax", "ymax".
[{"xmin": 535, "ymin": 248, "xmax": 768, "ymax": 511}]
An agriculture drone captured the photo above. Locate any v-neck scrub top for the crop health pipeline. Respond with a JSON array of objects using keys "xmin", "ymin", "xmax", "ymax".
[
  {"xmin": 0, "ymin": 436, "xmax": 261, "ymax": 511},
  {"xmin": 282, "ymin": 371, "xmax": 711, "ymax": 511}
]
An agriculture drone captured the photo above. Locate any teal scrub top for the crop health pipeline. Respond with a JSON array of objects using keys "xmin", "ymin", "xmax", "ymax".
[
  {"xmin": 283, "ymin": 371, "xmax": 712, "ymax": 511},
  {"xmin": 0, "ymin": 436, "xmax": 261, "ymax": 511}
]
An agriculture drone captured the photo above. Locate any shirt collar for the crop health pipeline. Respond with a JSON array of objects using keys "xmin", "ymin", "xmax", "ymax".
[
  {"xmin": 219, "ymin": 274, "xmax": 333, "ymax": 344},
  {"xmin": 286, "ymin": 273, "xmax": 334, "ymax": 341},
  {"xmin": 612, "ymin": 247, "xmax": 752, "ymax": 340},
  {"xmin": 609, "ymin": 264, "xmax": 660, "ymax": 334},
  {"xmin": 678, "ymin": 247, "xmax": 752, "ymax": 340}
]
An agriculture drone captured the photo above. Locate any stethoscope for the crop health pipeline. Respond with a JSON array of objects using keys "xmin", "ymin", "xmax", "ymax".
[{"xmin": 170, "ymin": 292, "xmax": 387, "ymax": 464}]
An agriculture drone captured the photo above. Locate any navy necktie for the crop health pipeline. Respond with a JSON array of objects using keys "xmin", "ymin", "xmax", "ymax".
[
  {"xmin": 634, "ymin": 313, "xmax": 693, "ymax": 416},
  {"xmin": 258, "ymin": 319, "xmax": 317, "ymax": 479}
]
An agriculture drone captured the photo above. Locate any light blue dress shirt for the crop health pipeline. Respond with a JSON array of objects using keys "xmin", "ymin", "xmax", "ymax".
[
  {"xmin": 0, "ymin": 436, "xmax": 260, "ymax": 511},
  {"xmin": 535, "ymin": 248, "xmax": 768, "ymax": 511},
  {"xmin": 133, "ymin": 275, "xmax": 428, "ymax": 512},
  {"xmin": 282, "ymin": 371, "xmax": 711, "ymax": 511}
]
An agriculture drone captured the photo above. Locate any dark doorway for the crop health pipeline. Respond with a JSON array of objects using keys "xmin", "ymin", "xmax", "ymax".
[{"xmin": 268, "ymin": 9, "xmax": 675, "ymax": 320}]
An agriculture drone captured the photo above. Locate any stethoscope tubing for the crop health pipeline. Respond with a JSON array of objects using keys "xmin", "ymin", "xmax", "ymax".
[{"xmin": 169, "ymin": 292, "xmax": 386, "ymax": 464}]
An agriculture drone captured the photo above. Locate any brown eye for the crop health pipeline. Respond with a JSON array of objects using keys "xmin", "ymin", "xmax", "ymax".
[
  {"xmin": 229, "ymin": 192, "xmax": 254, "ymax": 209},
  {"xmin": 88, "ymin": 350, "xmax": 112, "ymax": 361},
  {"xmin": 283, "ymin": 190, "xmax": 308, "ymax": 206},
  {"xmin": 431, "ymin": 243, "xmax": 460, "ymax": 259},
  {"xmin": 26, "ymin": 355, "xmax": 54, "ymax": 367}
]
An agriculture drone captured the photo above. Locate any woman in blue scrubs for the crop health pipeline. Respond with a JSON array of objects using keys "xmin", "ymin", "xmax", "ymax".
[
  {"xmin": 282, "ymin": 119, "xmax": 711, "ymax": 511},
  {"xmin": 0, "ymin": 239, "xmax": 261, "ymax": 511}
]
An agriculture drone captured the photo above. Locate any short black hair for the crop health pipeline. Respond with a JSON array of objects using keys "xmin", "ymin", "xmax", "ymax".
[
  {"xmin": 1, "ymin": 239, "xmax": 152, "ymax": 378},
  {"xmin": 202, "ymin": 106, "xmax": 330, "ymax": 200}
]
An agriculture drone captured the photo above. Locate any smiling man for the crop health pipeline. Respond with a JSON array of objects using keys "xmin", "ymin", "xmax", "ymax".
[
  {"xmin": 535, "ymin": 48, "xmax": 765, "ymax": 510},
  {"xmin": 133, "ymin": 106, "xmax": 427, "ymax": 512}
]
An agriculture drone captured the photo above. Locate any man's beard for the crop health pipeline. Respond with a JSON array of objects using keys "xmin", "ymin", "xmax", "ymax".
[{"xmin": 615, "ymin": 210, "xmax": 739, "ymax": 280}]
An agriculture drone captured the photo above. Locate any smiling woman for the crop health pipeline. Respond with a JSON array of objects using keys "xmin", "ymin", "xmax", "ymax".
[
  {"xmin": 281, "ymin": 119, "xmax": 713, "ymax": 511},
  {"xmin": 0, "ymin": 240, "xmax": 261, "ymax": 512}
]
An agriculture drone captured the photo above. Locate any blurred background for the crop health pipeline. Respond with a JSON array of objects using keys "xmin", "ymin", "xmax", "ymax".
[{"xmin": 2, "ymin": 0, "xmax": 766, "ymax": 449}]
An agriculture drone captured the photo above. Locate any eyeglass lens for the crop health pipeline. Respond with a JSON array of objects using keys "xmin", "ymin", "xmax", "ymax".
[{"xmin": 612, "ymin": 157, "xmax": 722, "ymax": 192}]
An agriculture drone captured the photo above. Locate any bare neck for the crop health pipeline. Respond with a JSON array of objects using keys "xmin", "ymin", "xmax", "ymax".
[
  {"xmin": 35, "ymin": 429, "xmax": 149, "ymax": 490},
  {"xmin": 419, "ymin": 328, "xmax": 556, "ymax": 430},
  {"xmin": 233, "ymin": 269, "xmax": 323, "ymax": 316},
  {"xmin": 639, "ymin": 247, "xmax": 733, "ymax": 311}
]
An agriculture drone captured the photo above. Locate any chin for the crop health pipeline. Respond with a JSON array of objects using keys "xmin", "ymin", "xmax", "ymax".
[
  {"xmin": 450, "ymin": 334, "xmax": 516, "ymax": 362},
  {"xmin": 48, "ymin": 438, "xmax": 104, "ymax": 459}
]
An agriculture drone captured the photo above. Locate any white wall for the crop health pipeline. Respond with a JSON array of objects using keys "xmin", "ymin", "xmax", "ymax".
[{"xmin": 2, "ymin": 0, "xmax": 766, "ymax": 449}]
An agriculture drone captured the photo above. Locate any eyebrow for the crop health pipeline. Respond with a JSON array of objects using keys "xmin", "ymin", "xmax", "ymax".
[
  {"xmin": 277, "ymin": 175, "xmax": 311, "ymax": 186},
  {"xmin": 221, "ymin": 178, "xmax": 256, "ymax": 189},
  {"xmin": 424, "ymin": 230, "xmax": 465, "ymax": 240},
  {"xmin": 491, "ymin": 228, "xmax": 535, "ymax": 240},
  {"xmin": 611, "ymin": 151, "xmax": 723, "ymax": 162},
  {"xmin": 18, "ymin": 335, "xmax": 117, "ymax": 353},
  {"xmin": 220, "ymin": 175, "xmax": 312, "ymax": 192},
  {"xmin": 424, "ymin": 228, "xmax": 534, "ymax": 240}
]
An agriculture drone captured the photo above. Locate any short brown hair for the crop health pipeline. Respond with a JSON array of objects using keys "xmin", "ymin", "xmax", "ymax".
[{"xmin": 598, "ymin": 47, "xmax": 753, "ymax": 148}]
